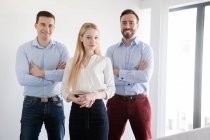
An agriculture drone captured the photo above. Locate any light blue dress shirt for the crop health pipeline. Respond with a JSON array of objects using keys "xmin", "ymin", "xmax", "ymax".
[
  {"xmin": 16, "ymin": 38, "xmax": 69, "ymax": 97},
  {"xmin": 106, "ymin": 39, "xmax": 154, "ymax": 96}
]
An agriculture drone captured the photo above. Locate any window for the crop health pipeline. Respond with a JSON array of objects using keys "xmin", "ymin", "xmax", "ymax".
[
  {"xmin": 201, "ymin": 5, "xmax": 210, "ymax": 127},
  {"xmin": 165, "ymin": 2, "xmax": 210, "ymax": 136},
  {"xmin": 166, "ymin": 8, "xmax": 196, "ymax": 135}
]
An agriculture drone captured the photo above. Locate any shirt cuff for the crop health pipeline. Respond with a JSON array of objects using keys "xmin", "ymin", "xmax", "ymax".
[
  {"xmin": 118, "ymin": 69, "xmax": 126, "ymax": 81},
  {"xmin": 44, "ymin": 70, "xmax": 51, "ymax": 80}
]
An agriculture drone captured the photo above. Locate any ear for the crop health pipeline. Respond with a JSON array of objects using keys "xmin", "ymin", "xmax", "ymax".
[
  {"xmin": 34, "ymin": 23, "xmax": 37, "ymax": 29},
  {"xmin": 137, "ymin": 23, "xmax": 139, "ymax": 28}
]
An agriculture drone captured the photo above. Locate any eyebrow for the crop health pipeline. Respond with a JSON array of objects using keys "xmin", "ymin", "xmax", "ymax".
[{"xmin": 121, "ymin": 21, "xmax": 134, "ymax": 23}]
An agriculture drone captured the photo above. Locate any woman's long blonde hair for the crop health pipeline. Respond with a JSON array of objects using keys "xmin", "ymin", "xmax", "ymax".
[{"xmin": 69, "ymin": 23, "xmax": 101, "ymax": 91}]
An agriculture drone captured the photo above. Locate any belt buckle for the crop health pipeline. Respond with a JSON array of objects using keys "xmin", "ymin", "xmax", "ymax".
[
  {"xmin": 52, "ymin": 96, "xmax": 59, "ymax": 102},
  {"xmin": 41, "ymin": 98, "xmax": 48, "ymax": 102},
  {"xmin": 122, "ymin": 96, "xmax": 130, "ymax": 101}
]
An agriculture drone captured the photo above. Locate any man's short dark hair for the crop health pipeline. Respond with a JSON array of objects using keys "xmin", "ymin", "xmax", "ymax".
[
  {"xmin": 120, "ymin": 9, "xmax": 139, "ymax": 23},
  {"xmin": 36, "ymin": 11, "xmax": 55, "ymax": 23}
]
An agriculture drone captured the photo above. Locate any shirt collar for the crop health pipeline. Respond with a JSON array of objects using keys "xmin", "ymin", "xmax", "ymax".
[
  {"xmin": 32, "ymin": 37, "xmax": 55, "ymax": 49},
  {"xmin": 118, "ymin": 38, "xmax": 139, "ymax": 48}
]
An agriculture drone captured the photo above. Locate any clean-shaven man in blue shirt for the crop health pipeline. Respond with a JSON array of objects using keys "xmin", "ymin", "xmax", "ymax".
[
  {"xmin": 106, "ymin": 9, "xmax": 154, "ymax": 140},
  {"xmin": 16, "ymin": 11, "xmax": 69, "ymax": 140}
]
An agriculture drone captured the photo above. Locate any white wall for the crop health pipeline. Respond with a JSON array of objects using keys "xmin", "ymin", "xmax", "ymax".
[{"xmin": 0, "ymin": 0, "xmax": 143, "ymax": 140}]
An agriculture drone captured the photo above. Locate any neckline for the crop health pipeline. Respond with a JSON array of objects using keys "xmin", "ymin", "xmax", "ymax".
[{"xmin": 81, "ymin": 54, "xmax": 97, "ymax": 69}]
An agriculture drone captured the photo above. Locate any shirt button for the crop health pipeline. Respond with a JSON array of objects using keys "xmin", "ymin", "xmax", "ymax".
[
  {"xmin": 128, "ymin": 84, "xmax": 130, "ymax": 85},
  {"xmin": 121, "ymin": 77, "xmax": 124, "ymax": 79}
]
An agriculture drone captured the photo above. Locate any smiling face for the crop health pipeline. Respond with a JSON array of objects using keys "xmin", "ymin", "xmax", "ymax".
[
  {"xmin": 35, "ymin": 16, "xmax": 55, "ymax": 42},
  {"xmin": 120, "ymin": 14, "xmax": 139, "ymax": 39},
  {"xmin": 80, "ymin": 28, "xmax": 99, "ymax": 54}
]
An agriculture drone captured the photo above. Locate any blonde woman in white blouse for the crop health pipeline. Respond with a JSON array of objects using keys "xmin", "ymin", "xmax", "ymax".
[{"xmin": 61, "ymin": 23, "xmax": 115, "ymax": 140}]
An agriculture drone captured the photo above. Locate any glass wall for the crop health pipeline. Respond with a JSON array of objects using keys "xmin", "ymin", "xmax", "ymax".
[
  {"xmin": 166, "ymin": 2, "xmax": 210, "ymax": 136},
  {"xmin": 166, "ymin": 8, "xmax": 196, "ymax": 135}
]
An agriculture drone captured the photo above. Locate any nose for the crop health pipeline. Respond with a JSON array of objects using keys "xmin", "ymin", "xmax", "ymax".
[
  {"xmin": 43, "ymin": 25, "xmax": 51, "ymax": 32},
  {"xmin": 124, "ymin": 23, "xmax": 130, "ymax": 29},
  {"xmin": 91, "ymin": 38, "xmax": 96, "ymax": 43},
  {"xmin": 45, "ymin": 26, "xmax": 50, "ymax": 32}
]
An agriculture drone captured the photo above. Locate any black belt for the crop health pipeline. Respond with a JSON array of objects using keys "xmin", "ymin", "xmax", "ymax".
[
  {"xmin": 25, "ymin": 95, "xmax": 61, "ymax": 103},
  {"xmin": 115, "ymin": 94, "xmax": 145, "ymax": 101}
]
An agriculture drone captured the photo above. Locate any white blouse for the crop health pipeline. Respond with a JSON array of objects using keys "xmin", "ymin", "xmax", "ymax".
[{"xmin": 61, "ymin": 54, "xmax": 115, "ymax": 102}]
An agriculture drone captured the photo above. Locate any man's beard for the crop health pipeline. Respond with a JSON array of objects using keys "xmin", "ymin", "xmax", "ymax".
[{"xmin": 121, "ymin": 29, "xmax": 135, "ymax": 39}]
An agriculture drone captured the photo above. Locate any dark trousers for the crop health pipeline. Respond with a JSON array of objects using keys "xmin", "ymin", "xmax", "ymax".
[
  {"xmin": 107, "ymin": 95, "xmax": 152, "ymax": 140},
  {"xmin": 20, "ymin": 98, "xmax": 65, "ymax": 140},
  {"xmin": 69, "ymin": 100, "xmax": 108, "ymax": 140}
]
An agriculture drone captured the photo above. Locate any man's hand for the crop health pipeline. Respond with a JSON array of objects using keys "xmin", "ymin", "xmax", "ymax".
[
  {"xmin": 138, "ymin": 60, "xmax": 147, "ymax": 70},
  {"xmin": 113, "ymin": 68, "xmax": 120, "ymax": 77},
  {"xmin": 29, "ymin": 63, "xmax": 45, "ymax": 78},
  {"xmin": 56, "ymin": 62, "xmax": 66, "ymax": 70}
]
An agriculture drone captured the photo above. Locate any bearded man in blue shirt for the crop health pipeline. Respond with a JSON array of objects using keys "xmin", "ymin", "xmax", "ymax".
[
  {"xmin": 106, "ymin": 9, "xmax": 154, "ymax": 140},
  {"xmin": 16, "ymin": 11, "xmax": 69, "ymax": 140}
]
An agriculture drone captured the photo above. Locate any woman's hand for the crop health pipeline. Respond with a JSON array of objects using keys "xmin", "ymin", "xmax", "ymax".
[
  {"xmin": 77, "ymin": 93, "xmax": 96, "ymax": 108},
  {"xmin": 69, "ymin": 91, "xmax": 106, "ymax": 108}
]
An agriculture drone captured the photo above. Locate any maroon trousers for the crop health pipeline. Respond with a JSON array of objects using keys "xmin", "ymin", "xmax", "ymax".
[{"xmin": 107, "ymin": 94, "xmax": 152, "ymax": 140}]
